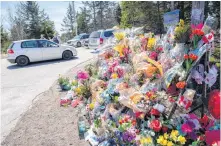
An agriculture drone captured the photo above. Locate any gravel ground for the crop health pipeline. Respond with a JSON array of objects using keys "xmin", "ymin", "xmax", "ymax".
[{"xmin": 1, "ymin": 61, "xmax": 93, "ymax": 146}]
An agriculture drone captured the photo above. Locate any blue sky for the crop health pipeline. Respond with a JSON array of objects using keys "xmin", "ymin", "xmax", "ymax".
[{"xmin": 1, "ymin": 1, "xmax": 83, "ymax": 34}]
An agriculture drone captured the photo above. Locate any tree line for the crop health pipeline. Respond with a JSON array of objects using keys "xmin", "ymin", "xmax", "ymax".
[{"xmin": 1, "ymin": 1, "xmax": 220, "ymax": 53}]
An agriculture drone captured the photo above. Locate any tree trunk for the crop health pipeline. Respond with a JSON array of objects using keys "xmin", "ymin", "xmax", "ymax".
[{"xmin": 180, "ymin": 1, "xmax": 185, "ymax": 19}]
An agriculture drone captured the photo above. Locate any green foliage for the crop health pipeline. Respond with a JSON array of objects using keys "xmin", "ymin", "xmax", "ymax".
[
  {"xmin": 1, "ymin": 26, "xmax": 11, "ymax": 53},
  {"xmin": 115, "ymin": 4, "xmax": 121, "ymax": 25},
  {"xmin": 77, "ymin": 7, "xmax": 90, "ymax": 34},
  {"xmin": 61, "ymin": 2, "xmax": 76, "ymax": 37},
  {"xmin": 58, "ymin": 76, "xmax": 70, "ymax": 86}
]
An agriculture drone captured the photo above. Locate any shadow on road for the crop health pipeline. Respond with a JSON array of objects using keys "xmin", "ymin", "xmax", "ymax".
[{"xmin": 7, "ymin": 57, "xmax": 79, "ymax": 70}]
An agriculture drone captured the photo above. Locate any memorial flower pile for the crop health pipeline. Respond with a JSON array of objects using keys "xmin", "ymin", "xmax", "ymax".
[{"xmin": 59, "ymin": 16, "xmax": 220, "ymax": 146}]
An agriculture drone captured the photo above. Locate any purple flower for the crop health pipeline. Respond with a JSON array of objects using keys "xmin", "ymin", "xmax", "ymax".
[
  {"xmin": 122, "ymin": 131, "xmax": 136, "ymax": 142},
  {"xmin": 188, "ymin": 132, "xmax": 198, "ymax": 140}
]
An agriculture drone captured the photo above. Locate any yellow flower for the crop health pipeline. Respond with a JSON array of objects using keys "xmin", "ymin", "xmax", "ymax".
[
  {"xmin": 111, "ymin": 73, "xmax": 118, "ymax": 79},
  {"xmin": 179, "ymin": 19, "xmax": 184, "ymax": 27},
  {"xmin": 170, "ymin": 130, "xmax": 179, "ymax": 142},
  {"xmin": 114, "ymin": 32, "xmax": 125, "ymax": 41},
  {"xmin": 167, "ymin": 141, "xmax": 174, "ymax": 146},
  {"xmin": 157, "ymin": 136, "xmax": 164, "ymax": 144},
  {"xmin": 144, "ymin": 137, "xmax": 152, "ymax": 144},
  {"xmin": 162, "ymin": 139, "xmax": 168, "ymax": 145},
  {"xmin": 89, "ymin": 103, "xmax": 94, "ymax": 110},
  {"xmin": 177, "ymin": 136, "xmax": 186, "ymax": 145},
  {"xmin": 114, "ymin": 44, "xmax": 124, "ymax": 57},
  {"xmin": 147, "ymin": 37, "xmax": 156, "ymax": 49},
  {"xmin": 75, "ymin": 87, "xmax": 81, "ymax": 94},
  {"xmin": 164, "ymin": 133, "xmax": 169, "ymax": 139},
  {"xmin": 140, "ymin": 138, "xmax": 145, "ymax": 144}
]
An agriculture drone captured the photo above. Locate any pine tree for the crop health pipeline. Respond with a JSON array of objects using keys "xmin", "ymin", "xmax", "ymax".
[
  {"xmin": 16, "ymin": 1, "xmax": 54, "ymax": 39},
  {"xmin": 61, "ymin": 2, "xmax": 76, "ymax": 37},
  {"xmin": 77, "ymin": 7, "xmax": 90, "ymax": 33},
  {"xmin": 115, "ymin": 4, "xmax": 121, "ymax": 25}
]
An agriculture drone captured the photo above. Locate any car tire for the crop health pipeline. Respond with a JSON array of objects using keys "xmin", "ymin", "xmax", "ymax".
[
  {"xmin": 77, "ymin": 42, "xmax": 81, "ymax": 47},
  {"xmin": 16, "ymin": 56, "xmax": 29, "ymax": 66},
  {"xmin": 62, "ymin": 51, "xmax": 72, "ymax": 60}
]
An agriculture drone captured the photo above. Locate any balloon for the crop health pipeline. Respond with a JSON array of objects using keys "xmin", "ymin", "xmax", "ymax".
[{"xmin": 208, "ymin": 90, "xmax": 220, "ymax": 119}]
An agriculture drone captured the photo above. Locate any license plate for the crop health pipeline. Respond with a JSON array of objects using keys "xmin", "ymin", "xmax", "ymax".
[{"xmin": 91, "ymin": 39, "xmax": 96, "ymax": 43}]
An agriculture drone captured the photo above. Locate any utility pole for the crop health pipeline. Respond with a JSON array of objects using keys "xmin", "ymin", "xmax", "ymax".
[
  {"xmin": 72, "ymin": 1, "xmax": 77, "ymax": 35},
  {"xmin": 171, "ymin": 1, "xmax": 174, "ymax": 10}
]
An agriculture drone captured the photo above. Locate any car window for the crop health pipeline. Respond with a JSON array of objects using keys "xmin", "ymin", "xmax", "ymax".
[
  {"xmin": 47, "ymin": 41, "xmax": 59, "ymax": 47},
  {"xmin": 8, "ymin": 43, "xmax": 14, "ymax": 49},
  {"xmin": 104, "ymin": 30, "xmax": 114, "ymax": 37},
  {"xmin": 38, "ymin": 40, "xmax": 47, "ymax": 47},
  {"xmin": 38, "ymin": 40, "xmax": 59, "ymax": 48},
  {"xmin": 85, "ymin": 35, "xmax": 89, "ymax": 39},
  {"xmin": 89, "ymin": 31, "xmax": 101, "ymax": 38},
  {"xmin": 21, "ymin": 41, "xmax": 38, "ymax": 48}
]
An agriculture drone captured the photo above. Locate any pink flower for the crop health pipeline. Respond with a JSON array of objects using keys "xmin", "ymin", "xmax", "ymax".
[
  {"xmin": 191, "ymin": 23, "xmax": 203, "ymax": 30},
  {"xmin": 157, "ymin": 47, "xmax": 163, "ymax": 52},
  {"xmin": 149, "ymin": 51, "xmax": 158, "ymax": 60},
  {"xmin": 77, "ymin": 71, "xmax": 89, "ymax": 80},
  {"xmin": 181, "ymin": 123, "xmax": 193, "ymax": 133}
]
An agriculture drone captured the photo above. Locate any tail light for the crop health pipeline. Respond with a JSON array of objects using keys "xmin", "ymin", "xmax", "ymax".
[
  {"xmin": 100, "ymin": 38, "xmax": 103, "ymax": 44},
  {"xmin": 7, "ymin": 49, "xmax": 14, "ymax": 54}
]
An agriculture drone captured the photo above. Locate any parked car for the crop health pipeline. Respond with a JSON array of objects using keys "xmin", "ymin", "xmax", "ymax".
[
  {"xmin": 7, "ymin": 39, "xmax": 77, "ymax": 66},
  {"xmin": 84, "ymin": 39, "xmax": 89, "ymax": 46},
  {"xmin": 88, "ymin": 29, "xmax": 114, "ymax": 50},
  {"xmin": 67, "ymin": 33, "xmax": 89, "ymax": 47}
]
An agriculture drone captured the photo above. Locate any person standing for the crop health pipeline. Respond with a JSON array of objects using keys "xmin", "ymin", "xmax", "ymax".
[
  {"xmin": 40, "ymin": 34, "xmax": 46, "ymax": 39},
  {"xmin": 52, "ymin": 33, "xmax": 60, "ymax": 44}
]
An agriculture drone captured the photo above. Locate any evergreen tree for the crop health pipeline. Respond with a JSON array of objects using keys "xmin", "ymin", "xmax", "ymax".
[
  {"xmin": 115, "ymin": 4, "xmax": 122, "ymax": 25},
  {"xmin": 16, "ymin": 1, "xmax": 55, "ymax": 39},
  {"xmin": 61, "ymin": 2, "xmax": 76, "ymax": 37},
  {"xmin": 77, "ymin": 7, "xmax": 90, "ymax": 34}
]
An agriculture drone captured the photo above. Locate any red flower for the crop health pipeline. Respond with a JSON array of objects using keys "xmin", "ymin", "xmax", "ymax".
[
  {"xmin": 162, "ymin": 126, "xmax": 168, "ymax": 133},
  {"xmin": 199, "ymin": 115, "xmax": 209, "ymax": 126},
  {"xmin": 169, "ymin": 97, "xmax": 176, "ymax": 102},
  {"xmin": 184, "ymin": 54, "xmax": 189, "ymax": 59},
  {"xmin": 176, "ymin": 81, "xmax": 186, "ymax": 89},
  {"xmin": 149, "ymin": 119, "xmax": 162, "ymax": 132},
  {"xmin": 157, "ymin": 47, "xmax": 163, "ymax": 52},
  {"xmin": 135, "ymin": 112, "xmax": 145, "ymax": 119},
  {"xmin": 192, "ymin": 29, "xmax": 204, "ymax": 36},
  {"xmin": 189, "ymin": 53, "xmax": 198, "ymax": 61},
  {"xmin": 149, "ymin": 51, "xmax": 158, "ymax": 60},
  {"xmin": 150, "ymin": 108, "xmax": 160, "ymax": 116}
]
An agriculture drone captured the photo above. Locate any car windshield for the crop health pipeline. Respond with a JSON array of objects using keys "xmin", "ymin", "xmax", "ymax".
[
  {"xmin": 89, "ymin": 31, "xmax": 101, "ymax": 38},
  {"xmin": 104, "ymin": 30, "xmax": 114, "ymax": 37}
]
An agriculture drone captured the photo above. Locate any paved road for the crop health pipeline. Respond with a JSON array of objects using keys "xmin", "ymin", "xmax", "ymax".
[{"xmin": 1, "ymin": 47, "xmax": 97, "ymax": 141}]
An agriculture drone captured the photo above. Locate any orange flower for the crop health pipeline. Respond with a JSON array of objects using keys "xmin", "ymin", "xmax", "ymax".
[
  {"xmin": 189, "ymin": 53, "xmax": 198, "ymax": 61},
  {"xmin": 176, "ymin": 81, "xmax": 186, "ymax": 89},
  {"xmin": 183, "ymin": 54, "xmax": 189, "ymax": 59}
]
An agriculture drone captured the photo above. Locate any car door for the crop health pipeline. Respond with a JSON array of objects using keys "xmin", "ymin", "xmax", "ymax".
[
  {"xmin": 21, "ymin": 40, "xmax": 43, "ymax": 62},
  {"xmin": 38, "ymin": 40, "xmax": 61, "ymax": 60}
]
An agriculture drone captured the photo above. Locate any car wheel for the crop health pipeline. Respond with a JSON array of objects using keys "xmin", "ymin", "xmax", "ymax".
[
  {"xmin": 62, "ymin": 51, "xmax": 72, "ymax": 60},
  {"xmin": 77, "ymin": 42, "xmax": 81, "ymax": 47},
  {"xmin": 16, "ymin": 56, "xmax": 29, "ymax": 66}
]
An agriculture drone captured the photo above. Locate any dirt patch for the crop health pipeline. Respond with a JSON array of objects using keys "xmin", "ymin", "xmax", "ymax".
[{"xmin": 1, "ymin": 60, "xmax": 95, "ymax": 146}]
